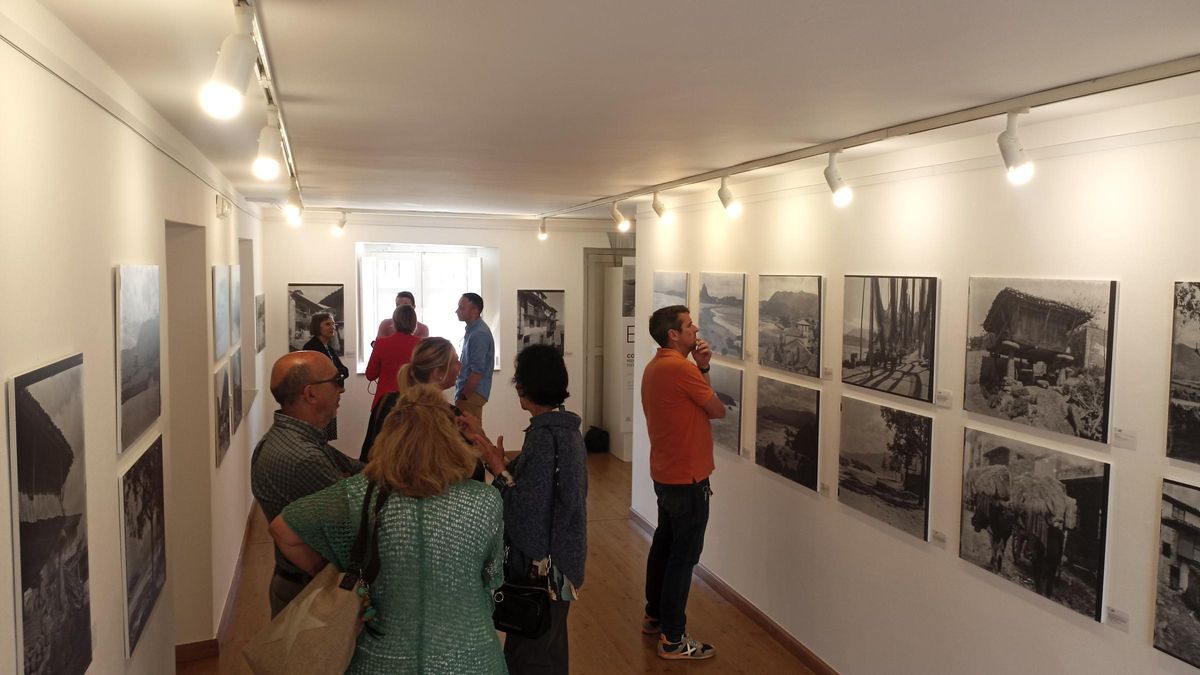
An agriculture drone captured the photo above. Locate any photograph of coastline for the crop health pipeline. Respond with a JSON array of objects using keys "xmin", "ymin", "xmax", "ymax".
[
  {"xmin": 213, "ymin": 265, "xmax": 230, "ymax": 360},
  {"xmin": 839, "ymin": 396, "xmax": 931, "ymax": 540},
  {"xmin": 652, "ymin": 271, "xmax": 688, "ymax": 312},
  {"xmin": 699, "ymin": 272, "xmax": 745, "ymax": 359},
  {"xmin": 759, "ymin": 275, "xmax": 821, "ymax": 378},
  {"xmin": 755, "ymin": 376, "xmax": 820, "ymax": 490},
  {"xmin": 710, "ymin": 363, "xmax": 743, "ymax": 455}
]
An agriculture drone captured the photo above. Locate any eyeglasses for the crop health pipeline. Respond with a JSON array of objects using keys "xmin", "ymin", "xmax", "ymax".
[{"xmin": 308, "ymin": 374, "xmax": 347, "ymax": 390}]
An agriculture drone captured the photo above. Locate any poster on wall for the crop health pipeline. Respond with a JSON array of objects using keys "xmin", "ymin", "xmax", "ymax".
[
  {"xmin": 255, "ymin": 294, "xmax": 266, "ymax": 353},
  {"xmin": 119, "ymin": 436, "xmax": 167, "ymax": 657},
  {"xmin": 652, "ymin": 271, "xmax": 688, "ymax": 313},
  {"xmin": 214, "ymin": 364, "xmax": 231, "ymax": 467},
  {"xmin": 7, "ymin": 354, "xmax": 93, "ymax": 675},
  {"xmin": 839, "ymin": 396, "xmax": 931, "ymax": 540},
  {"xmin": 964, "ymin": 277, "xmax": 1116, "ymax": 443},
  {"xmin": 212, "ymin": 265, "xmax": 230, "ymax": 360},
  {"xmin": 709, "ymin": 363, "xmax": 742, "ymax": 455},
  {"xmin": 516, "ymin": 290, "xmax": 565, "ymax": 356},
  {"xmin": 842, "ymin": 275, "xmax": 937, "ymax": 403},
  {"xmin": 288, "ymin": 284, "xmax": 345, "ymax": 356},
  {"xmin": 1155, "ymin": 478, "xmax": 1200, "ymax": 668},
  {"xmin": 230, "ymin": 265, "xmax": 241, "ymax": 345},
  {"xmin": 116, "ymin": 265, "xmax": 161, "ymax": 453},
  {"xmin": 1168, "ymin": 282, "xmax": 1200, "ymax": 465},
  {"xmin": 755, "ymin": 376, "xmax": 819, "ymax": 490},
  {"xmin": 758, "ymin": 275, "xmax": 821, "ymax": 378},
  {"xmin": 231, "ymin": 349, "xmax": 243, "ymax": 434},
  {"xmin": 699, "ymin": 272, "xmax": 744, "ymax": 359},
  {"xmin": 622, "ymin": 265, "xmax": 636, "ymax": 318},
  {"xmin": 960, "ymin": 428, "xmax": 1109, "ymax": 621}
]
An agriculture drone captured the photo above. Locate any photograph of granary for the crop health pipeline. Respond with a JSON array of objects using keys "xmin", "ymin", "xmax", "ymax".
[
  {"xmin": 842, "ymin": 275, "xmax": 937, "ymax": 402},
  {"xmin": 758, "ymin": 275, "xmax": 821, "ymax": 378},
  {"xmin": 1156, "ymin": 479, "xmax": 1200, "ymax": 668}
]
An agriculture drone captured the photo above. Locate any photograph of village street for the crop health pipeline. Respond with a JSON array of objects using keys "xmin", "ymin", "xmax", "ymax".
[
  {"xmin": 1155, "ymin": 479, "xmax": 1200, "ymax": 668},
  {"xmin": 758, "ymin": 275, "xmax": 821, "ymax": 378}
]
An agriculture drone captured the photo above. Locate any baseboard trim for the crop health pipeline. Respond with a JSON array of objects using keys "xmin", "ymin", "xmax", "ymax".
[
  {"xmin": 175, "ymin": 639, "xmax": 218, "ymax": 663},
  {"xmin": 628, "ymin": 509, "xmax": 837, "ymax": 675}
]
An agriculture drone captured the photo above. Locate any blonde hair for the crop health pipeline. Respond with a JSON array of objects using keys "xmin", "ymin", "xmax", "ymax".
[
  {"xmin": 364, "ymin": 383, "xmax": 477, "ymax": 498},
  {"xmin": 396, "ymin": 337, "xmax": 455, "ymax": 395}
]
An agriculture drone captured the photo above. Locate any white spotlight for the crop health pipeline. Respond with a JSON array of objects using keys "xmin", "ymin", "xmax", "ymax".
[
  {"xmin": 998, "ymin": 108, "xmax": 1034, "ymax": 185},
  {"xmin": 611, "ymin": 202, "xmax": 631, "ymax": 232},
  {"xmin": 652, "ymin": 192, "xmax": 675, "ymax": 224},
  {"xmin": 200, "ymin": 5, "xmax": 256, "ymax": 119},
  {"xmin": 331, "ymin": 212, "xmax": 347, "ymax": 237},
  {"xmin": 717, "ymin": 177, "xmax": 741, "ymax": 217},
  {"xmin": 252, "ymin": 105, "xmax": 284, "ymax": 180},
  {"xmin": 824, "ymin": 150, "xmax": 853, "ymax": 207},
  {"xmin": 283, "ymin": 185, "xmax": 302, "ymax": 227},
  {"xmin": 537, "ymin": 218, "xmax": 549, "ymax": 241}
]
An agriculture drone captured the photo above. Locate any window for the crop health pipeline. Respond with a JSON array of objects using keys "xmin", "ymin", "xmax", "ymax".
[{"xmin": 357, "ymin": 242, "xmax": 483, "ymax": 370}]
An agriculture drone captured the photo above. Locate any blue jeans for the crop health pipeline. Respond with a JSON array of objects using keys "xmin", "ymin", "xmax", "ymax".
[{"xmin": 644, "ymin": 479, "xmax": 711, "ymax": 642}]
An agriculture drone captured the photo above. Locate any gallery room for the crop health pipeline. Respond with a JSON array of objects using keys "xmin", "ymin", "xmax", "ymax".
[{"xmin": 4, "ymin": 1, "xmax": 1200, "ymax": 674}]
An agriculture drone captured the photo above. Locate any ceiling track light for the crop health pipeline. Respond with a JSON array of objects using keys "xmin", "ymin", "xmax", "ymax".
[
  {"xmin": 717, "ymin": 176, "xmax": 742, "ymax": 217},
  {"xmin": 537, "ymin": 218, "xmax": 549, "ymax": 241},
  {"xmin": 824, "ymin": 150, "xmax": 853, "ymax": 207},
  {"xmin": 283, "ymin": 184, "xmax": 303, "ymax": 227},
  {"xmin": 651, "ymin": 192, "xmax": 675, "ymax": 224},
  {"xmin": 998, "ymin": 107, "xmax": 1034, "ymax": 185},
  {"xmin": 611, "ymin": 202, "xmax": 630, "ymax": 232},
  {"xmin": 252, "ymin": 104, "xmax": 284, "ymax": 180},
  {"xmin": 200, "ymin": 3, "xmax": 257, "ymax": 119},
  {"xmin": 331, "ymin": 211, "xmax": 348, "ymax": 237}
]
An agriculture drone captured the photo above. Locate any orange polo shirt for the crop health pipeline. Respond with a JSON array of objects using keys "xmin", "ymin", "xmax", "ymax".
[{"xmin": 641, "ymin": 348, "xmax": 715, "ymax": 484}]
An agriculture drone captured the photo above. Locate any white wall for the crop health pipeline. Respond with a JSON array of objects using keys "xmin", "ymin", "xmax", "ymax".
[{"xmin": 631, "ymin": 91, "xmax": 1200, "ymax": 674}]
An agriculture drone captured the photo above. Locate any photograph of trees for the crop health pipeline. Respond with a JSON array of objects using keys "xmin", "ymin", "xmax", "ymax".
[
  {"xmin": 1169, "ymin": 282, "xmax": 1200, "ymax": 464},
  {"xmin": 121, "ymin": 437, "xmax": 167, "ymax": 656},
  {"xmin": 755, "ymin": 376, "xmax": 819, "ymax": 490}
]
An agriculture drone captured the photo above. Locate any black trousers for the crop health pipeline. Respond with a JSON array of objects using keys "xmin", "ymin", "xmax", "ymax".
[
  {"xmin": 644, "ymin": 479, "xmax": 711, "ymax": 642},
  {"xmin": 504, "ymin": 599, "xmax": 571, "ymax": 675}
]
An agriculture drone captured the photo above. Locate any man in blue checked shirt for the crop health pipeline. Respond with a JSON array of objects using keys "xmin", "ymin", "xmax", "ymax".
[{"xmin": 455, "ymin": 292, "xmax": 495, "ymax": 422}]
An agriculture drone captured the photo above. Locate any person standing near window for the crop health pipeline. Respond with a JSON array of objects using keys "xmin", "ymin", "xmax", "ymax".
[
  {"xmin": 455, "ymin": 292, "xmax": 494, "ymax": 423},
  {"xmin": 302, "ymin": 312, "xmax": 349, "ymax": 440},
  {"xmin": 377, "ymin": 291, "xmax": 430, "ymax": 339}
]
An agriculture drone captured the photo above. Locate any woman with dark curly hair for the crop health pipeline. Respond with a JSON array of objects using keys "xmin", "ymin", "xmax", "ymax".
[{"xmin": 302, "ymin": 311, "xmax": 349, "ymax": 439}]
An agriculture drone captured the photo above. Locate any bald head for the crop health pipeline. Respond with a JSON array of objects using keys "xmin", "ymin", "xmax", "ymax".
[{"xmin": 270, "ymin": 351, "xmax": 335, "ymax": 408}]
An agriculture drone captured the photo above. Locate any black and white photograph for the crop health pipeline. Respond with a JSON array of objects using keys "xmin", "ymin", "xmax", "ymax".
[
  {"xmin": 288, "ymin": 283, "xmax": 345, "ymax": 356},
  {"xmin": 622, "ymin": 265, "xmax": 635, "ymax": 318},
  {"xmin": 709, "ymin": 363, "xmax": 743, "ymax": 455},
  {"xmin": 231, "ymin": 348, "xmax": 243, "ymax": 434},
  {"xmin": 516, "ymin": 290, "xmax": 565, "ymax": 356},
  {"xmin": 839, "ymin": 396, "xmax": 931, "ymax": 540},
  {"xmin": 120, "ymin": 437, "xmax": 167, "ymax": 657},
  {"xmin": 214, "ymin": 364, "xmax": 231, "ymax": 466},
  {"xmin": 255, "ymin": 293, "xmax": 266, "ymax": 353},
  {"xmin": 755, "ymin": 376, "xmax": 820, "ymax": 490},
  {"xmin": 8, "ymin": 354, "xmax": 92, "ymax": 675},
  {"xmin": 842, "ymin": 275, "xmax": 937, "ymax": 402},
  {"xmin": 116, "ymin": 265, "xmax": 161, "ymax": 452},
  {"xmin": 1155, "ymin": 479, "xmax": 1200, "ymax": 668},
  {"xmin": 759, "ymin": 275, "xmax": 821, "ymax": 378},
  {"xmin": 230, "ymin": 264, "xmax": 241, "ymax": 344},
  {"xmin": 652, "ymin": 271, "xmax": 688, "ymax": 312},
  {"xmin": 699, "ymin": 272, "xmax": 745, "ymax": 359},
  {"xmin": 964, "ymin": 277, "xmax": 1116, "ymax": 443},
  {"xmin": 1168, "ymin": 282, "xmax": 1200, "ymax": 465},
  {"xmin": 213, "ymin": 265, "xmax": 230, "ymax": 360},
  {"xmin": 961, "ymin": 428, "xmax": 1109, "ymax": 621}
]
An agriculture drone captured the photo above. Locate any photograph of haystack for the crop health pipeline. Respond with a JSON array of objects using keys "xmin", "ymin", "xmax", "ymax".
[
  {"xmin": 755, "ymin": 376, "xmax": 820, "ymax": 490},
  {"xmin": 288, "ymin": 283, "xmax": 345, "ymax": 355},
  {"xmin": 699, "ymin": 272, "xmax": 745, "ymax": 358},
  {"xmin": 964, "ymin": 278, "xmax": 1117, "ymax": 443},
  {"xmin": 758, "ymin": 275, "xmax": 821, "ymax": 378},
  {"xmin": 116, "ymin": 265, "xmax": 161, "ymax": 452},
  {"xmin": 838, "ymin": 396, "xmax": 931, "ymax": 540},
  {"xmin": 9, "ymin": 354, "xmax": 92, "ymax": 675},
  {"xmin": 709, "ymin": 363, "xmax": 742, "ymax": 454},
  {"xmin": 1156, "ymin": 479, "xmax": 1200, "ymax": 668},
  {"xmin": 214, "ymin": 364, "xmax": 230, "ymax": 466},
  {"xmin": 652, "ymin": 271, "xmax": 688, "ymax": 312},
  {"xmin": 842, "ymin": 275, "xmax": 937, "ymax": 402},
  {"xmin": 517, "ymin": 289, "xmax": 565, "ymax": 356},
  {"xmin": 120, "ymin": 437, "xmax": 167, "ymax": 657},
  {"xmin": 961, "ymin": 428, "xmax": 1109, "ymax": 621},
  {"xmin": 212, "ymin": 265, "xmax": 229, "ymax": 359},
  {"xmin": 1168, "ymin": 282, "xmax": 1200, "ymax": 465}
]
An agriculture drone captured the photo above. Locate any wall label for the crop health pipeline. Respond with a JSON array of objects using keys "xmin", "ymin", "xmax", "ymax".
[
  {"xmin": 1105, "ymin": 606, "xmax": 1130, "ymax": 632},
  {"xmin": 1112, "ymin": 427, "xmax": 1138, "ymax": 450}
]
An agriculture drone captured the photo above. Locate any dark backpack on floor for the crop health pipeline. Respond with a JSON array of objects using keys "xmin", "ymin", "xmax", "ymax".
[{"xmin": 584, "ymin": 426, "xmax": 609, "ymax": 453}]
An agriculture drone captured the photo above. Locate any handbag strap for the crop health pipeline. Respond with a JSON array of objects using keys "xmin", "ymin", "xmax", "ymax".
[{"xmin": 350, "ymin": 480, "xmax": 390, "ymax": 583}]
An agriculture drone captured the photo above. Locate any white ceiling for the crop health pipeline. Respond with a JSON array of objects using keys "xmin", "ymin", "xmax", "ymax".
[{"xmin": 35, "ymin": 0, "xmax": 1200, "ymax": 218}]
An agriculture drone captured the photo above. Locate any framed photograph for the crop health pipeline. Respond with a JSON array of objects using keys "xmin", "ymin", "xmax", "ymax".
[
  {"xmin": 516, "ymin": 290, "xmax": 565, "ymax": 356},
  {"xmin": 288, "ymin": 283, "xmax": 346, "ymax": 356},
  {"xmin": 212, "ymin": 265, "xmax": 230, "ymax": 360},
  {"xmin": 116, "ymin": 265, "xmax": 161, "ymax": 453},
  {"xmin": 652, "ymin": 271, "xmax": 688, "ymax": 312},
  {"xmin": 755, "ymin": 376, "xmax": 820, "ymax": 490},
  {"xmin": 1169, "ymin": 282, "xmax": 1200, "ymax": 464},
  {"xmin": 961, "ymin": 428, "xmax": 1109, "ymax": 621},
  {"xmin": 255, "ymin": 294, "xmax": 266, "ymax": 353},
  {"xmin": 230, "ymin": 265, "xmax": 241, "ymax": 345},
  {"xmin": 231, "ymin": 348, "xmax": 243, "ymax": 434},
  {"xmin": 699, "ymin": 272, "xmax": 745, "ymax": 359},
  {"xmin": 622, "ymin": 265, "xmax": 636, "ymax": 318},
  {"xmin": 839, "ymin": 396, "xmax": 931, "ymax": 540},
  {"xmin": 758, "ymin": 275, "xmax": 822, "ymax": 378},
  {"xmin": 1155, "ymin": 479, "xmax": 1200, "ymax": 667},
  {"xmin": 964, "ymin": 277, "xmax": 1117, "ymax": 443},
  {"xmin": 842, "ymin": 275, "xmax": 937, "ymax": 402},
  {"xmin": 214, "ymin": 364, "xmax": 231, "ymax": 467},
  {"xmin": 7, "ymin": 354, "xmax": 92, "ymax": 675},
  {"xmin": 119, "ymin": 437, "xmax": 167, "ymax": 657},
  {"xmin": 709, "ymin": 363, "xmax": 743, "ymax": 455}
]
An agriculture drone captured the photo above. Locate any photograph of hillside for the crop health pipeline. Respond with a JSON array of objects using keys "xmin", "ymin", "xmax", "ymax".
[
  {"xmin": 758, "ymin": 275, "xmax": 821, "ymax": 378},
  {"xmin": 755, "ymin": 376, "xmax": 820, "ymax": 490}
]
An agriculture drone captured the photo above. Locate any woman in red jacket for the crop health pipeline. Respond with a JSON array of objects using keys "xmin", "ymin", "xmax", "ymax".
[{"xmin": 365, "ymin": 304, "xmax": 422, "ymax": 410}]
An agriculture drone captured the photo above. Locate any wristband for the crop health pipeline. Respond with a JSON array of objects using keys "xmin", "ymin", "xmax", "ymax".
[{"xmin": 698, "ymin": 365, "xmax": 711, "ymax": 374}]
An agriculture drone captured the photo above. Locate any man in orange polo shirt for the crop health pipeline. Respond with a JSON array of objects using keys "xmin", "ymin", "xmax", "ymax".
[{"xmin": 641, "ymin": 304, "xmax": 726, "ymax": 660}]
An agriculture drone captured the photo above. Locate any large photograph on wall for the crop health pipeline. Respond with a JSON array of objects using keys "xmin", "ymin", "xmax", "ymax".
[
  {"xmin": 622, "ymin": 265, "xmax": 636, "ymax": 318},
  {"xmin": 964, "ymin": 277, "xmax": 1116, "ymax": 443},
  {"xmin": 7, "ymin": 354, "xmax": 92, "ymax": 675},
  {"xmin": 255, "ymin": 293, "xmax": 266, "ymax": 353},
  {"xmin": 699, "ymin": 272, "xmax": 744, "ymax": 358},
  {"xmin": 755, "ymin": 376, "xmax": 819, "ymax": 490},
  {"xmin": 120, "ymin": 437, "xmax": 167, "ymax": 657},
  {"xmin": 652, "ymin": 271, "xmax": 688, "ymax": 313},
  {"xmin": 230, "ymin": 265, "xmax": 241, "ymax": 345},
  {"xmin": 231, "ymin": 348, "xmax": 243, "ymax": 434},
  {"xmin": 960, "ymin": 428, "xmax": 1109, "ymax": 621},
  {"xmin": 214, "ymin": 364, "xmax": 231, "ymax": 467},
  {"xmin": 1168, "ymin": 282, "xmax": 1200, "ymax": 465},
  {"xmin": 116, "ymin": 265, "xmax": 161, "ymax": 452},
  {"xmin": 1155, "ymin": 479, "xmax": 1200, "ymax": 668},
  {"xmin": 709, "ymin": 363, "xmax": 742, "ymax": 455},
  {"xmin": 288, "ymin": 284, "xmax": 345, "ymax": 356},
  {"xmin": 758, "ymin": 275, "xmax": 821, "ymax": 378},
  {"xmin": 839, "ymin": 396, "xmax": 931, "ymax": 540},
  {"xmin": 842, "ymin": 275, "xmax": 937, "ymax": 402},
  {"xmin": 213, "ymin": 265, "xmax": 230, "ymax": 360},
  {"xmin": 516, "ymin": 290, "xmax": 565, "ymax": 356}
]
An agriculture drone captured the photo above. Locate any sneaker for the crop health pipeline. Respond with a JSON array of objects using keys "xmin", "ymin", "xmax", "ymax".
[
  {"xmin": 641, "ymin": 615, "xmax": 661, "ymax": 635},
  {"xmin": 657, "ymin": 633, "xmax": 716, "ymax": 660}
]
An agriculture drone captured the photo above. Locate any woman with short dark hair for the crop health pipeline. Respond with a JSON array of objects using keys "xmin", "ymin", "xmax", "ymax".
[{"xmin": 302, "ymin": 311, "xmax": 348, "ymax": 439}]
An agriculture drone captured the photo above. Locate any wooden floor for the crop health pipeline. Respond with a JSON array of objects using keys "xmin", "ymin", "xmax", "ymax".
[{"xmin": 179, "ymin": 453, "xmax": 815, "ymax": 674}]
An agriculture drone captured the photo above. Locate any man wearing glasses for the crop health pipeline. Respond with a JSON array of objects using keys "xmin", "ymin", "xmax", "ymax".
[{"xmin": 251, "ymin": 351, "xmax": 363, "ymax": 615}]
